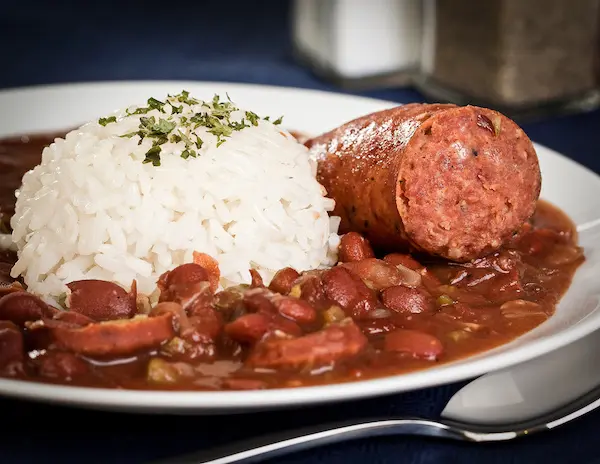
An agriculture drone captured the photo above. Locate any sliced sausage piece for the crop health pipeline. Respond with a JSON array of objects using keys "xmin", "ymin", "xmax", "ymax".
[
  {"xmin": 246, "ymin": 320, "xmax": 368, "ymax": 369},
  {"xmin": 322, "ymin": 266, "xmax": 378, "ymax": 319},
  {"xmin": 51, "ymin": 313, "xmax": 175, "ymax": 357},
  {"xmin": 0, "ymin": 291, "xmax": 53, "ymax": 327},
  {"xmin": 158, "ymin": 263, "xmax": 212, "ymax": 309},
  {"xmin": 307, "ymin": 103, "xmax": 541, "ymax": 262},
  {"xmin": 67, "ymin": 280, "xmax": 136, "ymax": 321}
]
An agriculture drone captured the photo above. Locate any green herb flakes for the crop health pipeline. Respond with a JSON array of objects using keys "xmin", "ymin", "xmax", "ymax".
[
  {"xmin": 120, "ymin": 91, "xmax": 284, "ymax": 166},
  {"xmin": 98, "ymin": 116, "xmax": 117, "ymax": 126},
  {"xmin": 245, "ymin": 111, "xmax": 259, "ymax": 126},
  {"xmin": 143, "ymin": 145, "xmax": 162, "ymax": 166}
]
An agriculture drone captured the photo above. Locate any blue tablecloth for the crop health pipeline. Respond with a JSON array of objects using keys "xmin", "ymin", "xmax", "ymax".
[{"xmin": 2, "ymin": 1, "xmax": 600, "ymax": 463}]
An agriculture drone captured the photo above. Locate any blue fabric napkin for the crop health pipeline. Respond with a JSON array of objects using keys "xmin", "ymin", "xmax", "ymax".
[{"xmin": 2, "ymin": 1, "xmax": 600, "ymax": 463}]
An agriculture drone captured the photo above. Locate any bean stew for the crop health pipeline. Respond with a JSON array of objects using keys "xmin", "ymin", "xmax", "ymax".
[{"xmin": 0, "ymin": 132, "xmax": 584, "ymax": 391}]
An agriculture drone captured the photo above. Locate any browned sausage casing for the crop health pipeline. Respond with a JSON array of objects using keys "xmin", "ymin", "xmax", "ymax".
[{"xmin": 306, "ymin": 104, "xmax": 541, "ymax": 262}]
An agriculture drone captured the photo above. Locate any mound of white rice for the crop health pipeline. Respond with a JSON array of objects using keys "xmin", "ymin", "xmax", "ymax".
[{"xmin": 10, "ymin": 92, "xmax": 340, "ymax": 298}]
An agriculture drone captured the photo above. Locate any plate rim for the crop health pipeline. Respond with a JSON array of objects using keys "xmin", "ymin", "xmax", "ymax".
[{"xmin": 1, "ymin": 79, "xmax": 599, "ymax": 412}]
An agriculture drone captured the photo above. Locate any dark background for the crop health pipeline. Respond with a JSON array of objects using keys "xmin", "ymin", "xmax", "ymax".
[{"xmin": 2, "ymin": 1, "xmax": 600, "ymax": 463}]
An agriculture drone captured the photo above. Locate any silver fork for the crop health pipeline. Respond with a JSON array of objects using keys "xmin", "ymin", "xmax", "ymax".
[
  {"xmin": 151, "ymin": 328, "xmax": 600, "ymax": 464},
  {"xmin": 150, "ymin": 384, "xmax": 600, "ymax": 464}
]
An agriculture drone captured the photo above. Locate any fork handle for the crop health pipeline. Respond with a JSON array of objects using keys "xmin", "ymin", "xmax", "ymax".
[{"xmin": 149, "ymin": 418, "xmax": 471, "ymax": 464}]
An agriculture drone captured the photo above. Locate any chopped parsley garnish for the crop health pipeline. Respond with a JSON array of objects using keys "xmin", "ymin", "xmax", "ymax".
[
  {"xmin": 143, "ymin": 145, "xmax": 162, "ymax": 166},
  {"xmin": 112, "ymin": 91, "xmax": 284, "ymax": 166},
  {"xmin": 98, "ymin": 116, "xmax": 117, "ymax": 126},
  {"xmin": 246, "ymin": 111, "xmax": 259, "ymax": 126}
]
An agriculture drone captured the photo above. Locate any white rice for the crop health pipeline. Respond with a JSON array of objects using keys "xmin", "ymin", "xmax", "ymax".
[{"xmin": 9, "ymin": 92, "xmax": 341, "ymax": 298}]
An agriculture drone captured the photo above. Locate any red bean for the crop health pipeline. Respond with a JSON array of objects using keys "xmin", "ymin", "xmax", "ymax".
[
  {"xmin": 382, "ymin": 286, "xmax": 434, "ymax": 314},
  {"xmin": 272, "ymin": 296, "xmax": 317, "ymax": 324},
  {"xmin": 160, "ymin": 263, "xmax": 209, "ymax": 289},
  {"xmin": 158, "ymin": 263, "xmax": 213, "ymax": 309},
  {"xmin": 268, "ymin": 267, "xmax": 300, "ymax": 295},
  {"xmin": 67, "ymin": 280, "xmax": 136, "ymax": 321},
  {"xmin": 249, "ymin": 269, "xmax": 265, "ymax": 288},
  {"xmin": 0, "ymin": 291, "xmax": 52, "ymax": 327},
  {"xmin": 383, "ymin": 253, "xmax": 422, "ymax": 270},
  {"xmin": 384, "ymin": 329, "xmax": 443, "ymax": 359},
  {"xmin": 186, "ymin": 304, "xmax": 223, "ymax": 343},
  {"xmin": 294, "ymin": 272, "xmax": 328, "ymax": 309},
  {"xmin": 322, "ymin": 266, "xmax": 378, "ymax": 319},
  {"xmin": 342, "ymin": 258, "xmax": 419, "ymax": 291},
  {"xmin": 37, "ymin": 351, "xmax": 89, "ymax": 380},
  {"xmin": 0, "ymin": 321, "xmax": 24, "ymax": 369},
  {"xmin": 243, "ymin": 288, "xmax": 277, "ymax": 314},
  {"xmin": 338, "ymin": 232, "xmax": 375, "ymax": 262},
  {"xmin": 151, "ymin": 302, "xmax": 192, "ymax": 333}
]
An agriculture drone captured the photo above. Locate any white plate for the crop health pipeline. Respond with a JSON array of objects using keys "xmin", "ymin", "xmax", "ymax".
[{"xmin": 0, "ymin": 81, "xmax": 599, "ymax": 414}]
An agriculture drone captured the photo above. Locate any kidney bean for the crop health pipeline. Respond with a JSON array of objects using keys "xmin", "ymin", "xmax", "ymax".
[
  {"xmin": 0, "ymin": 321, "xmax": 24, "ymax": 369},
  {"xmin": 342, "ymin": 259, "xmax": 421, "ymax": 290},
  {"xmin": 151, "ymin": 302, "xmax": 192, "ymax": 334},
  {"xmin": 67, "ymin": 280, "xmax": 136, "ymax": 321},
  {"xmin": 358, "ymin": 318, "xmax": 397, "ymax": 336},
  {"xmin": 186, "ymin": 304, "xmax": 223, "ymax": 344},
  {"xmin": 382, "ymin": 286, "xmax": 434, "ymax": 314},
  {"xmin": 160, "ymin": 263, "xmax": 209, "ymax": 289},
  {"xmin": 249, "ymin": 269, "xmax": 265, "ymax": 288},
  {"xmin": 246, "ymin": 320, "xmax": 368, "ymax": 369},
  {"xmin": 322, "ymin": 266, "xmax": 378, "ymax": 319},
  {"xmin": 384, "ymin": 329, "xmax": 443, "ymax": 360},
  {"xmin": 293, "ymin": 272, "xmax": 328, "ymax": 309},
  {"xmin": 272, "ymin": 296, "xmax": 317, "ymax": 324},
  {"xmin": 243, "ymin": 288, "xmax": 277, "ymax": 314},
  {"xmin": 159, "ymin": 266, "xmax": 213, "ymax": 311},
  {"xmin": 224, "ymin": 312, "xmax": 301, "ymax": 344},
  {"xmin": 37, "ymin": 351, "xmax": 89, "ymax": 380},
  {"xmin": 51, "ymin": 313, "xmax": 176, "ymax": 357},
  {"xmin": 193, "ymin": 252, "xmax": 221, "ymax": 292},
  {"xmin": 338, "ymin": 232, "xmax": 375, "ymax": 262},
  {"xmin": 383, "ymin": 253, "xmax": 422, "ymax": 270},
  {"xmin": 268, "ymin": 267, "xmax": 300, "ymax": 295},
  {"xmin": 0, "ymin": 291, "xmax": 52, "ymax": 327}
]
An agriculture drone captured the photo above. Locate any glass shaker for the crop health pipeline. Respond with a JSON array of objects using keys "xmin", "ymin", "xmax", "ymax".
[{"xmin": 417, "ymin": 0, "xmax": 600, "ymax": 119}]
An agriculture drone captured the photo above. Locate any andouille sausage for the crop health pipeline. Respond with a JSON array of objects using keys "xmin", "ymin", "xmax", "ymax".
[{"xmin": 306, "ymin": 104, "xmax": 541, "ymax": 262}]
